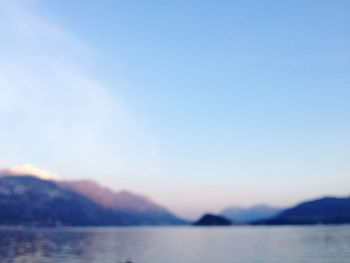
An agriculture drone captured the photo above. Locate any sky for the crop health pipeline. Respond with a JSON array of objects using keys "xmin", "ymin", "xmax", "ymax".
[{"xmin": 0, "ymin": 0, "xmax": 349, "ymax": 219}]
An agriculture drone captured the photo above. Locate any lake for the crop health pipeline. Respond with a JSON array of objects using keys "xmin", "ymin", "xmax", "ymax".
[{"xmin": 0, "ymin": 225, "xmax": 349, "ymax": 263}]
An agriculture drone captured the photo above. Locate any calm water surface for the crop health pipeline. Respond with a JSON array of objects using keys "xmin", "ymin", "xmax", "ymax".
[{"xmin": 0, "ymin": 225, "xmax": 349, "ymax": 263}]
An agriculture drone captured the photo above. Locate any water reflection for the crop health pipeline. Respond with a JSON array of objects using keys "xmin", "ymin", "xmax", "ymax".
[
  {"xmin": 0, "ymin": 226, "xmax": 349, "ymax": 263},
  {"xmin": 0, "ymin": 227, "xmax": 139, "ymax": 263}
]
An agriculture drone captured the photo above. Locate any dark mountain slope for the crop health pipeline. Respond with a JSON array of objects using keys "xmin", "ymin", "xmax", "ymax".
[
  {"xmin": 0, "ymin": 176, "xmax": 118, "ymax": 226},
  {"xmin": 59, "ymin": 180, "xmax": 187, "ymax": 225},
  {"xmin": 261, "ymin": 196, "xmax": 350, "ymax": 225}
]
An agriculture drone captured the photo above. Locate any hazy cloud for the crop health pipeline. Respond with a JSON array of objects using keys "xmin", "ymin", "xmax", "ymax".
[{"xmin": 0, "ymin": 1, "xmax": 159, "ymax": 182}]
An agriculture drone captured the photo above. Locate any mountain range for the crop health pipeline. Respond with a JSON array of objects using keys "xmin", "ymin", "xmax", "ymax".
[
  {"xmin": 194, "ymin": 196, "xmax": 350, "ymax": 226},
  {"xmin": 0, "ymin": 174, "xmax": 186, "ymax": 226},
  {"xmin": 0, "ymin": 166, "xmax": 349, "ymax": 226},
  {"xmin": 220, "ymin": 205, "xmax": 282, "ymax": 223},
  {"xmin": 59, "ymin": 180, "xmax": 186, "ymax": 225},
  {"xmin": 258, "ymin": 196, "xmax": 350, "ymax": 225}
]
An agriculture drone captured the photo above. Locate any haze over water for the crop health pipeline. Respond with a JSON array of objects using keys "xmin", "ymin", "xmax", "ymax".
[{"xmin": 1, "ymin": 226, "xmax": 349, "ymax": 263}]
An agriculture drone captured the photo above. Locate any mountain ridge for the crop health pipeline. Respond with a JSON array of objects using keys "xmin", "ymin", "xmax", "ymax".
[
  {"xmin": 220, "ymin": 204, "xmax": 283, "ymax": 223},
  {"xmin": 1, "ymin": 166, "xmax": 349, "ymax": 226},
  {"xmin": 258, "ymin": 196, "xmax": 350, "ymax": 225},
  {"xmin": 59, "ymin": 179, "xmax": 186, "ymax": 225},
  {"xmin": 0, "ymin": 175, "xmax": 117, "ymax": 226},
  {"xmin": 0, "ymin": 174, "xmax": 186, "ymax": 226}
]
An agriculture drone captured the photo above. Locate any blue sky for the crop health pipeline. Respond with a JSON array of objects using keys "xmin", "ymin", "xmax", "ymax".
[{"xmin": 0, "ymin": 0, "xmax": 349, "ymax": 218}]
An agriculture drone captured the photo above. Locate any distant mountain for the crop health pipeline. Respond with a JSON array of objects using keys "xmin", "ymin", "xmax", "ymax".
[
  {"xmin": 221, "ymin": 205, "xmax": 283, "ymax": 223},
  {"xmin": 0, "ymin": 174, "xmax": 186, "ymax": 226},
  {"xmin": 193, "ymin": 214, "xmax": 232, "ymax": 226},
  {"xmin": 0, "ymin": 175, "xmax": 117, "ymax": 226},
  {"xmin": 59, "ymin": 180, "xmax": 186, "ymax": 225},
  {"xmin": 260, "ymin": 196, "xmax": 350, "ymax": 225}
]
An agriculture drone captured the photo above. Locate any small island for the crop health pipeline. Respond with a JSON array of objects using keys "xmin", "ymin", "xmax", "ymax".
[{"xmin": 193, "ymin": 214, "xmax": 233, "ymax": 226}]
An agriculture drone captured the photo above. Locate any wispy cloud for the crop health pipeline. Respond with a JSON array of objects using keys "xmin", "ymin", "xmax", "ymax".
[{"xmin": 0, "ymin": 1, "xmax": 159, "ymax": 183}]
